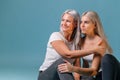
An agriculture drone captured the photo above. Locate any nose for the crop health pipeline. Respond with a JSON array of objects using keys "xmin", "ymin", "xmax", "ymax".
[
  {"xmin": 62, "ymin": 20, "xmax": 67, "ymax": 26},
  {"xmin": 80, "ymin": 22, "xmax": 84, "ymax": 29}
]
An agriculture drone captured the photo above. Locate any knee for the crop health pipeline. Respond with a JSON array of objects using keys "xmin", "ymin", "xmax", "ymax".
[
  {"xmin": 102, "ymin": 54, "xmax": 111, "ymax": 60},
  {"xmin": 102, "ymin": 54, "xmax": 113, "ymax": 64},
  {"xmin": 102, "ymin": 54, "xmax": 118, "ymax": 65}
]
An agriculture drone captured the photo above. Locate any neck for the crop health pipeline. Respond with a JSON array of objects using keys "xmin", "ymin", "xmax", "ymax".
[
  {"xmin": 60, "ymin": 31, "xmax": 72, "ymax": 41},
  {"xmin": 86, "ymin": 33, "xmax": 96, "ymax": 40}
]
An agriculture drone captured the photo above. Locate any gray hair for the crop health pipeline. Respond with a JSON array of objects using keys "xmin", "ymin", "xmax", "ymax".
[{"xmin": 60, "ymin": 9, "xmax": 81, "ymax": 49}]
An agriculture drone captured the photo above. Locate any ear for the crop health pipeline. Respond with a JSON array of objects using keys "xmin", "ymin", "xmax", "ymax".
[
  {"xmin": 94, "ymin": 22, "xmax": 97, "ymax": 28},
  {"xmin": 94, "ymin": 24, "xmax": 97, "ymax": 33}
]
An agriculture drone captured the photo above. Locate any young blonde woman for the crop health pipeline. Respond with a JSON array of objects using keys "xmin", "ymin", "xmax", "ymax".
[{"xmin": 58, "ymin": 11, "xmax": 113, "ymax": 80}]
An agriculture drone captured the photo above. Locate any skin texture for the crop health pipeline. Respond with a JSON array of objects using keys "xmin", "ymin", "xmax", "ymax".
[
  {"xmin": 51, "ymin": 13, "xmax": 105, "ymax": 59},
  {"xmin": 60, "ymin": 13, "xmax": 76, "ymax": 38},
  {"xmin": 58, "ymin": 13, "xmax": 106, "ymax": 79}
]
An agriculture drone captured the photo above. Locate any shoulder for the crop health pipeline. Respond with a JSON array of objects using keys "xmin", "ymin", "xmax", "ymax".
[
  {"xmin": 95, "ymin": 35, "xmax": 102, "ymax": 43},
  {"xmin": 51, "ymin": 32, "xmax": 61, "ymax": 36},
  {"xmin": 94, "ymin": 36, "xmax": 105, "ymax": 47},
  {"xmin": 96, "ymin": 36, "xmax": 106, "ymax": 48},
  {"xmin": 49, "ymin": 32, "xmax": 65, "ymax": 41},
  {"xmin": 50, "ymin": 32, "xmax": 63, "ymax": 38}
]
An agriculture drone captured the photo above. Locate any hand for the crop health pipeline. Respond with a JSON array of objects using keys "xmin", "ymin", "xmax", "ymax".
[
  {"xmin": 58, "ymin": 60, "xmax": 73, "ymax": 73},
  {"xmin": 93, "ymin": 40, "xmax": 106, "ymax": 56}
]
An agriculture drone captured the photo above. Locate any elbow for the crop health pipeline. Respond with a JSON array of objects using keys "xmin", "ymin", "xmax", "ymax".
[
  {"xmin": 90, "ymin": 68, "xmax": 98, "ymax": 76},
  {"xmin": 91, "ymin": 70, "xmax": 97, "ymax": 76},
  {"xmin": 64, "ymin": 54, "xmax": 73, "ymax": 59},
  {"xmin": 67, "ymin": 55, "xmax": 74, "ymax": 58},
  {"xmin": 64, "ymin": 51, "xmax": 74, "ymax": 59},
  {"xmin": 91, "ymin": 68, "xmax": 98, "ymax": 76}
]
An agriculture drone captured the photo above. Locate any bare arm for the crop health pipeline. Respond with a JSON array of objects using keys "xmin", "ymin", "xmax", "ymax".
[
  {"xmin": 58, "ymin": 40, "xmax": 106, "ymax": 76},
  {"xmin": 72, "ymin": 54, "xmax": 101, "ymax": 76},
  {"xmin": 73, "ymin": 58, "xmax": 81, "ymax": 80},
  {"xmin": 51, "ymin": 40, "xmax": 104, "ymax": 58},
  {"xmin": 58, "ymin": 54, "xmax": 101, "ymax": 76}
]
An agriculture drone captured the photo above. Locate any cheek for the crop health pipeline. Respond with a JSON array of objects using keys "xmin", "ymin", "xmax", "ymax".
[
  {"xmin": 68, "ymin": 24, "xmax": 74, "ymax": 30},
  {"xmin": 80, "ymin": 26, "xmax": 83, "ymax": 30},
  {"xmin": 89, "ymin": 25, "xmax": 95, "ymax": 31}
]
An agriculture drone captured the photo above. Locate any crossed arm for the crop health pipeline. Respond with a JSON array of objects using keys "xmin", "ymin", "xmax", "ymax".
[
  {"xmin": 51, "ymin": 39, "xmax": 105, "ymax": 58},
  {"xmin": 57, "ymin": 40, "xmax": 106, "ymax": 76}
]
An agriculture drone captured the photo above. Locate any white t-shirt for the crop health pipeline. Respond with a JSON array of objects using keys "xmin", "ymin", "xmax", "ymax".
[{"xmin": 39, "ymin": 32, "xmax": 75, "ymax": 71}]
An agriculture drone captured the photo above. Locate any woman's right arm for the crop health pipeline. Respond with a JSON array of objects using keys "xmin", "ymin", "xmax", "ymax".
[{"xmin": 51, "ymin": 40, "xmax": 104, "ymax": 58}]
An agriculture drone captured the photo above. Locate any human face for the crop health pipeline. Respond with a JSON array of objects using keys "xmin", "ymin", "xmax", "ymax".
[
  {"xmin": 80, "ymin": 16, "xmax": 96, "ymax": 35},
  {"xmin": 60, "ymin": 13, "xmax": 76, "ymax": 34}
]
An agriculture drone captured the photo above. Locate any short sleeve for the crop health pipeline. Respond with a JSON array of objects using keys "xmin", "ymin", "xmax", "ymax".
[{"xmin": 48, "ymin": 32, "xmax": 64, "ymax": 43}]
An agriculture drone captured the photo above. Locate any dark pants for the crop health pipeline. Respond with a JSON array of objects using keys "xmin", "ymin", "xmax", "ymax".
[
  {"xmin": 80, "ymin": 71, "xmax": 102, "ymax": 80},
  {"xmin": 38, "ymin": 58, "xmax": 74, "ymax": 80},
  {"xmin": 101, "ymin": 54, "xmax": 120, "ymax": 80}
]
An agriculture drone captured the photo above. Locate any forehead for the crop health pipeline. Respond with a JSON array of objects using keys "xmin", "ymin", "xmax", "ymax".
[
  {"xmin": 81, "ymin": 16, "xmax": 91, "ymax": 21},
  {"xmin": 62, "ymin": 13, "xmax": 74, "ymax": 20}
]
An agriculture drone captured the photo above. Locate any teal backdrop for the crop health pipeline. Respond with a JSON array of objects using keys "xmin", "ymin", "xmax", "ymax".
[{"xmin": 0, "ymin": 0, "xmax": 120, "ymax": 80}]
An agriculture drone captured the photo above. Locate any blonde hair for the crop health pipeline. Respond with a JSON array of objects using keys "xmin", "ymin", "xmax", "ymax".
[{"xmin": 81, "ymin": 11, "xmax": 112, "ymax": 53}]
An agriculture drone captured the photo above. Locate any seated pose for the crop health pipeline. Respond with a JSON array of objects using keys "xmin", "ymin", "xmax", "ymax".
[
  {"xmin": 38, "ymin": 10, "xmax": 104, "ymax": 80},
  {"xmin": 38, "ymin": 9, "xmax": 81, "ymax": 80},
  {"xmin": 58, "ymin": 11, "xmax": 113, "ymax": 80},
  {"xmin": 102, "ymin": 54, "xmax": 120, "ymax": 80}
]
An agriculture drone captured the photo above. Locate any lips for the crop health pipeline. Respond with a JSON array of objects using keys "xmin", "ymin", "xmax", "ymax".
[{"xmin": 81, "ymin": 29, "xmax": 86, "ymax": 31}]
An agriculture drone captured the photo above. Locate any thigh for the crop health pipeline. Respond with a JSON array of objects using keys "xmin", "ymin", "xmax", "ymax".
[
  {"xmin": 38, "ymin": 58, "xmax": 75, "ymax": 80},
  {"xmin": 57, "ymin": 71, "xmax": 74, "ymax": 80},
  {"xmin": 80, "ymin": 76, "xmax": 95, "ymax": 80},
  {"xmin": 38, "ymin": 71, "xmax": 59, "ymax": 80},
  {"xmin": 38, "ymin": 58, "xmax": 64, "ymax": 80}
]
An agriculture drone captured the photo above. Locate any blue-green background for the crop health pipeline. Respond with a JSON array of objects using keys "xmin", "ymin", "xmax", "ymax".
[{"xmin": 0, "ymin": 0, "xmax": 120, "ymax": 80}]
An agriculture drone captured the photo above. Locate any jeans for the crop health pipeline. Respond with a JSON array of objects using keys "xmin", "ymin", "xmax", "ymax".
[
  {"xmin": 38, "ymin": 58, "xmax": 74, "ymax": 80},
  {"xmin": 101, "ymin": 54, "xmax": 120, "ymax": 80}
]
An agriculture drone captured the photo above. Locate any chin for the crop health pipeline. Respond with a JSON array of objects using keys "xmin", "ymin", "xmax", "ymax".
[{"xmin": 81, "ymin": 32, "xmax": 86, "ymax": 34}]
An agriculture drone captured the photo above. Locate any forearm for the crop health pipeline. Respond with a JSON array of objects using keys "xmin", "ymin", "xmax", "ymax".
[
  {"xmin": 72, "ymin": 66, "xmax": 97, "ymax": 76},
  {"xmin": 71, "ymin": 55, "xmax": 100, "ymax": 76},
  {"xmin": 51, "ymin": 40, "xmax": 97, "ymax": 58},
  {"xmin": 68, "ymin": 49, "xmax": 95, "ymax": 58},
  {"xmin": 74, "ymin": 72, "xmax": 80, "ymax": 80},
  {"xmin": 73, "ymin": 58, "xmax": 81, "ymax": 80}
]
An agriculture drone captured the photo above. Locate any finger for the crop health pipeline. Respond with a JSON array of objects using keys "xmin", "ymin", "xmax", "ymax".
[
  {"xmin": 58, "ymin": 66, "xmax": 68, "ymax": 73},
  {"xmin": 58, "ymin": 63, "xmax": 66, "ymax": 67},
  {"xmin": 58, "ymin": 67, "xmax": 65, "ymax": 71},
  {"xmin": 58, "ymin": 64, "xmax": 67, "ymax": 70}
]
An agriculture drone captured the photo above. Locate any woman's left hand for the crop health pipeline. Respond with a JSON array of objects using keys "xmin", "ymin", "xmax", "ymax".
[{"xmin": 58, "ymin": 60, "xmax": 73, "ymax": 73}]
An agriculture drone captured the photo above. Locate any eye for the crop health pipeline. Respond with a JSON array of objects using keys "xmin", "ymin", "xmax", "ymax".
[
  {"xmin": 84, "ymin": 21, "xmax": 90, "ymax": 24},
  {"xmin": 61, "ymin": 19, "xmax": 64, "ymax": 21},
  {"xmin": 66, "ymin": 20, "xmax": 71, "ymax": 23}
]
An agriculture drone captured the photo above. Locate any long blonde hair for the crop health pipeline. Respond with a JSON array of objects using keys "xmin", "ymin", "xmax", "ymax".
[{"xmin": 80, "ymin": 11, "xmax": 112, "ymax": 53}]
